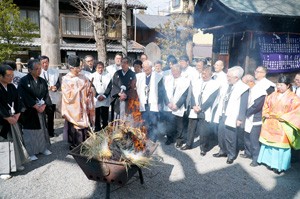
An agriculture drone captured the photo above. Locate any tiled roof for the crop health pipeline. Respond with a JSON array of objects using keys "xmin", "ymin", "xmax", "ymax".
[
  {"xmin": 62, "ymin": 0, "xmax": 147, "ymax": 9},
  {"xmin": 136, "ymin": 14, "xmax": 170, "ymax": 29},
  {"xmin": 107, "ymin": 0, "xmax": 147, "ymax": 9},
  {"xmin": 20, "ymin": 38, "xmax": 144, "ymax": 53},
  {"xmin": 219, "ymin": 0, "xmax": 300, "ymax": 17}
]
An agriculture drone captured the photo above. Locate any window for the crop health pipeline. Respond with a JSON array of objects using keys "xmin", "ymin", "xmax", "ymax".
[
  {"xmin": 20, "ymin": 9, "xmax": 40, "ymax": 28},
  {"xmin": 61, "ymin": 15, "xmax": 93, "ymax": 37},
  {"xmin": 172, "ymin": 0, "xmax": 180, "ymax": 8}
]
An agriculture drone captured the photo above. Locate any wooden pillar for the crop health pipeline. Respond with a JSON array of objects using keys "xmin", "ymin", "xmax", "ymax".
[
  {"xmin": 40, "ymin": 0, "xmax": 61, "ymax": 68},
  {"xmin": 122, "ymin": 0, "xmax": 127, "ymax": 57}
]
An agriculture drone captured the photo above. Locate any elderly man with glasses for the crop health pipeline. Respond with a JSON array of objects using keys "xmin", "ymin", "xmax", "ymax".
[{"xmin": 254, "ymin": 66, "xmax": 275, "ymax": 95}]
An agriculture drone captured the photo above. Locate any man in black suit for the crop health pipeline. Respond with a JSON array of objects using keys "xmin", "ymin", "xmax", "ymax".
[{"xmin": 82, "ymin": 55, "xmax": 96, "ymax": 73}]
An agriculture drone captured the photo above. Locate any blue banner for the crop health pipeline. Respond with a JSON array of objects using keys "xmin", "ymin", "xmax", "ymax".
[{"xmin": 257, "ymin": 33, "xmax": 300, "ymax": 73}]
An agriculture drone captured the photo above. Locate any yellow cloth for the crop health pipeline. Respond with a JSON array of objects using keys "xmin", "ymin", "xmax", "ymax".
[
  {"xmin": 260, "ymin": 90, "xmax": 300, "ymax": 149},
  {"xmin": 61, "ymin": 72, "xmax": 95, "ymax": 129}
]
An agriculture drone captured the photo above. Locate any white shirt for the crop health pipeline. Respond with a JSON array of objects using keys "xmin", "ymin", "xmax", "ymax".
[
  {"xmin": 106, "ymin": 64, "xmax": 121, "ymax": 79},
  {"xmin": 91, "ymin": 71, "xmax": 111, "ymax": 107},
  {"xmin": 40, "ymin": 68, "xmax": 61, "ymax": 104}
]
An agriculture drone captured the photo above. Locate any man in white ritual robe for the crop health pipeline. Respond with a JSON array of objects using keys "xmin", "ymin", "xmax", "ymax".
[
  {"xmin": 255, "ymin": 66, "xmax": 275, "ymax": 95},
  {"xmin": 181, "ymin": 66, "xmax": 219, "ymax": 156},
  {"xmin": 213, "ymin": 66, "xmax": 249, "ymax": 164},
  {"xmin": 241, "ymin": 74, "xmax": 266, "ymax": 167},
  {"xmin": 136, "ymin": 60, "xmax": 164, "ymax": 142},
  {"xmin": 163, "ymin": 64, "xmax": 190, "ymax": 147}
]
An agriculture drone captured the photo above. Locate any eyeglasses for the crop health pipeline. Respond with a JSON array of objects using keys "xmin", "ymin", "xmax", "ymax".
[
  {"xmin": 255, "ymin": 70, "xmax": 265, "ymax": 73},
  {"xmin": 5, "ymin": 74, "xmax": 14, "ymax": 78}
]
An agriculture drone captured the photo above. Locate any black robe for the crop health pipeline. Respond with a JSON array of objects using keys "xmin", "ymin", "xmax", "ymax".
[
  {"xmin": 106, "ymin": 69, "xmax": 136, "ymax": 114},
  {"xmin": 17, "ymin": 74, "xmax": 52, "ymax": 129},
  {"xmin": 0, "ymin": 83, "xmax": 23, "ymax": 139}
]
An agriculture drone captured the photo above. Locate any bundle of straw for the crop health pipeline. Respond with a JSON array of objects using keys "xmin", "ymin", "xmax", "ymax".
[{"xmin": 80, "ymin": 120, "xmax": 155, "ymax": 169}]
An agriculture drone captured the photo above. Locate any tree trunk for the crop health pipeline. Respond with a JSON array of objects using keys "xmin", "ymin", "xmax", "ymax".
[{"xmin": 94, "ymin": 0, "xmax": 107, "ymax": 64}]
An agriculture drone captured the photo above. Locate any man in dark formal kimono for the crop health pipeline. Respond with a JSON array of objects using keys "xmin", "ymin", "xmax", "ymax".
[
  {"xmin": 18, "ymin": 59, "xmax": 52, "ymax": 161},
  {"xmin": 0, "ymin": 65, "xmax": 28, "ymax": 180},
  {"xmin": 105, "ymin": 57, "xmax": 136, "ymax": 121}
]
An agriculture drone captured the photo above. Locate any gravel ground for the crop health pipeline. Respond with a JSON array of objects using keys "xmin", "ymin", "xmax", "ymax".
[{"xmin": 1, "ymin": 119, "xmax": 300, "ymax": 199}]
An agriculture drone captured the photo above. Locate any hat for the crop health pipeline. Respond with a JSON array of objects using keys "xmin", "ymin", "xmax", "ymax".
[{"xmin": 68, "ymin": 55, "xmax": 80, "ymax": 67}]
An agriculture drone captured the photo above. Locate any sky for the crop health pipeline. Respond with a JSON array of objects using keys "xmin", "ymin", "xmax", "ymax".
[{"xmin": 142, "ymin": 0, "xmax": 170, "ymax": 15}]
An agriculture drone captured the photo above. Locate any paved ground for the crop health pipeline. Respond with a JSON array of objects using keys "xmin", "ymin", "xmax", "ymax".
[{"xmin": 1, "ymin": 119, "xmax": 300, "ymax": 199}]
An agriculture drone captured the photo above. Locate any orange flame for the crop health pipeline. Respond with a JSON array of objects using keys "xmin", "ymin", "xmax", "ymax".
[
  {"xmin": 127, "ymin": 98, "xmax": 143, "ymax": 127},
  {"xmin": 127, "ymin": 97, "xmax": 148, "ymax": 151}
]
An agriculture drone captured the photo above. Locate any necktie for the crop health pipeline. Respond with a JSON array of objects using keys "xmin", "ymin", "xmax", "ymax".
[
  {"xmin": 145, "ymin": 75, "xmax": 151, "ymax": 104},
  {"xmin": 44, "ymin": 71, "xmax": 49, "ymax": 85},
  {"xmin": 222, "ymin": 84, "xmax": 233, "ymax": 113},
  {"xmin": 198, "ymin": 83, "xmax": 206, "ymax": 106},
  {"xmin": 295, "ymin": 87, "xmax": 300, "ymax": 97}
]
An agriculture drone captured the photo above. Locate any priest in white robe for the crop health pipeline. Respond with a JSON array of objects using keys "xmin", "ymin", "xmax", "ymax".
[
  {"xmin": 242, "ymin": 74, "xmax": 266, "ymax": 167},
  {"xmin": 136, "ymin": 60, "xmax": 164, "ymax": 142}
]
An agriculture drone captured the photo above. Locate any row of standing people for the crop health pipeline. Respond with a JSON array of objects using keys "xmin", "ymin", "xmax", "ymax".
[
  {"xmin": 2, "ymin": 52, "xmax": 300, "ymax": 180},
  {"xmin": 62, "ymin": 53, "xmax": 300, "ymax": 174}
]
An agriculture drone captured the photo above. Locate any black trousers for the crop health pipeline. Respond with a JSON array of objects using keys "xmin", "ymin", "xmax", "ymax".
[
  {"xmin": 67, "ymin": 121, "xmax": 88, "ymax": 149},
  {"xmin": 45, "ymin": 104, "xmax": 56, "ymax": 136},
  {"xmin": 197, "ymin": 118, "xmax": 211, "ymax": 152},
  {"xmin": 162, "ymin": 111, "xmax": 176, "ymax": 142},
  {"xmin": 141, "ymin": 105, "xmax": 158, "ymax": 142},
  {"xmin": 185, "ymin": 118, "xmax": 211, "ymax": 151},
  {"xmin": 224, "ymin": 125, "xmax": 238, "ymax": 160},
  {"xmin": 244, "ymin": 125, "xmax": 261, "ymax": 163},
  {"xmin": 94, "ymin": 106, "xmax": 109, "ymax": 132},
  {"xmin": 217, "ymin": 115, "xmax": 227, "ymax": 155},
  {"xmin": 175, "ymin": 115, "xmax": 185, "ymax": 144},
  {"xmin": 185, "ymin": 118, "xmax": 198, "ymax": 147},
  {"xmin": 218, "ymin": 115, "xmax": 238, "ymax": 159}
]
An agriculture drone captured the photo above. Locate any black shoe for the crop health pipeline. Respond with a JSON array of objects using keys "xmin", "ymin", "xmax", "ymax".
[
  {"xmin": 181, "ymin": 145, "xmax": 191, "ymax": 150},
  {"xmin": 213, "ymin": 153, "xmax": 227, "ymax": 158},
  {"xmin": 250, "ymin": 161, "xmax": 258, "ymax": 167},
  {"xmin": 175, "ymin": 142, "xmax": 183, "ymax": 148},
  {"xmin": 200, "ymin": 151, "xmax": 206, "ymax": 156},
  {"xmin": 226, "ymin": 158, "xmax": 234, "ymax": 164},
  {"xmin": 239, "ymin": 154, "xmax": 251, "ymax": 159}
]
